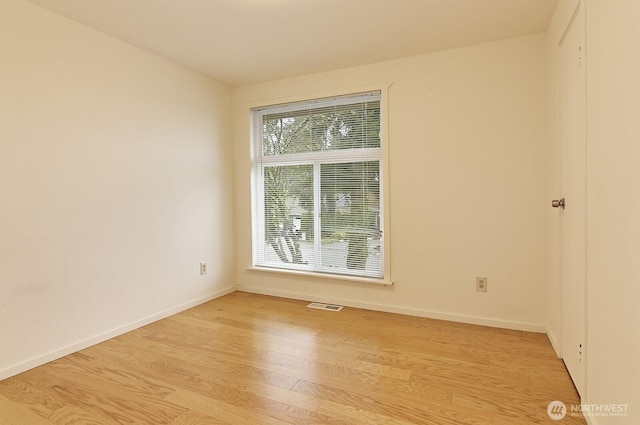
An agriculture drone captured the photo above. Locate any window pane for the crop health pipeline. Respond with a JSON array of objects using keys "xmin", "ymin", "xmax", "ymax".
[
  {"xmin": 262, "ymin": 100, "xmax": 380, "ymax": 156},
  {"xmin": 320, "ymin": 161, "xmax": 382, "ymax": 277},
  {"xmin": 263, "ymin": 164, "xmax": 314, "ymax": 267},
  {"xmin": 252, "ymin": 90, "xmax": 385, "ymax": 280}
]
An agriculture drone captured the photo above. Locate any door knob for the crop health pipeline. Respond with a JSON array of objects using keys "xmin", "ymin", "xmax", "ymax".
[{"xmin": 552, "ymin": 198, "xmax": 565, "ymax": 209}]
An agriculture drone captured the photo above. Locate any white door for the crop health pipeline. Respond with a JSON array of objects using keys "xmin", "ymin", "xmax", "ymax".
[{"xmin": 557, "ymin": 3, "xmax": 586, "ymax": 396}]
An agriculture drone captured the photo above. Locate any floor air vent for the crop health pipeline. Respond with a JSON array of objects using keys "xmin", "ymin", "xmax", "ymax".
[{"xmin": 307, "ymin": 302, "xmax": 343, "ymax": 312}]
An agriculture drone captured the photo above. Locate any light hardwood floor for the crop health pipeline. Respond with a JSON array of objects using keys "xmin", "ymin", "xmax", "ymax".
[{"xmin": 0, "ymin": 292, "xmax": 585, "ymax": 424}]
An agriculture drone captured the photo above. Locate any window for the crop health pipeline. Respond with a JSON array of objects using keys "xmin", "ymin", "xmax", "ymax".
[{"xmin": 251, "ymin": 91, "xmax": 386, "ymax": 280}]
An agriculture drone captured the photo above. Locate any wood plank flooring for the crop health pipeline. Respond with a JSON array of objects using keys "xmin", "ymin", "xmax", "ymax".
[{"xmin": 0, "ymin": 292, "xmax": 586, "ymax": 424}]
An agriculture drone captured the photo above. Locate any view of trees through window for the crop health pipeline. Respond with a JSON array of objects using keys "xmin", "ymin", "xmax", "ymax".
[{"xmin": 254, "ymin": 92, "xmax": 384, "ymax": 278}]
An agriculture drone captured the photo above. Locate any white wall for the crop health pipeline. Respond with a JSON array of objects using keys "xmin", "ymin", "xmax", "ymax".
[
  {"xmin": 585, "ymin": 0, "xmax": 640, "ymax": 423},
  {"xmin": 0, "ymin": 0, "xmax": 234, "ymax": 379},
  {"xmin": 232, "ymin": 34, "xmax": 549, "ymax": 331}
]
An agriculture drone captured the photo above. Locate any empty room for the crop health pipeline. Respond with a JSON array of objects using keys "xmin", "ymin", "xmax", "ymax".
[{"xmin": 1, "ymin": 0, "xmax": 638, "ymax": 424}]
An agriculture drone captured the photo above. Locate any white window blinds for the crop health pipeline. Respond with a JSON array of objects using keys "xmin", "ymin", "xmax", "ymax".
[{"xmin": 251, "ymin": 91, "xmax": 385, "ymax": 279}]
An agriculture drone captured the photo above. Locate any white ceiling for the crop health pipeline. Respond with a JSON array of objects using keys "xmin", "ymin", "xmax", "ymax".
[{"xmin": 26, "ymin": 0, "xmax": 558, "ymax": 86}]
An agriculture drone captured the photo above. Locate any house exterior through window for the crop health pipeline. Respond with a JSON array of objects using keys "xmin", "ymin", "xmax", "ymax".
[{"xmin": 250, "ymin": 90, "xmax": 386, "ymax": 279}]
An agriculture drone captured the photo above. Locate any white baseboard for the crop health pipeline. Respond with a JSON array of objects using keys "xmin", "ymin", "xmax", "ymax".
[
  {"xmin": 237, "ymin": 285, "xmax": 546, "ymax": 333},
  {"xmin": 584, "ymin": 415, "xmax": 598, "ymax": 425},
  {"xmin": 547, "ymin": 328, "xmax": 561, "ymax": 358},
  {"xmin": 0, "ymin": 286, "xmax": 235, "ymax": 381}
]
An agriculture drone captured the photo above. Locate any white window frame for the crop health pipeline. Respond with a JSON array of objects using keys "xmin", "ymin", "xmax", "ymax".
[{"xmin": 249, "ymin": 85, "xmax": 392, "ymax": 285}]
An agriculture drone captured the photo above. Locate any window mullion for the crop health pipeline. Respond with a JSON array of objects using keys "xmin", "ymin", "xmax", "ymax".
[
  {"xmin": 313, "ymin": 161, "xmax": 321, "ymax": 272},
  {"xmin": 258, "ymin": 147, "xmax": 381, "ymax": 166}
]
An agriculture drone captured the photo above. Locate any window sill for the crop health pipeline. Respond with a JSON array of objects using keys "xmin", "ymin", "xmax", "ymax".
[{"xmin": 246, "ymin": 266, "xmax": 394, "ymax": 286}]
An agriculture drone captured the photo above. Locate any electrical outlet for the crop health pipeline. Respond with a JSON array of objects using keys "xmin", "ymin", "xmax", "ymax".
[
  {"xmin": 200, "ymin": 262, "xmax": 207, "ymax": 275},
  {"xmin": 476, "ymin": 277, "xmax": 487, "ymax": 292}
]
